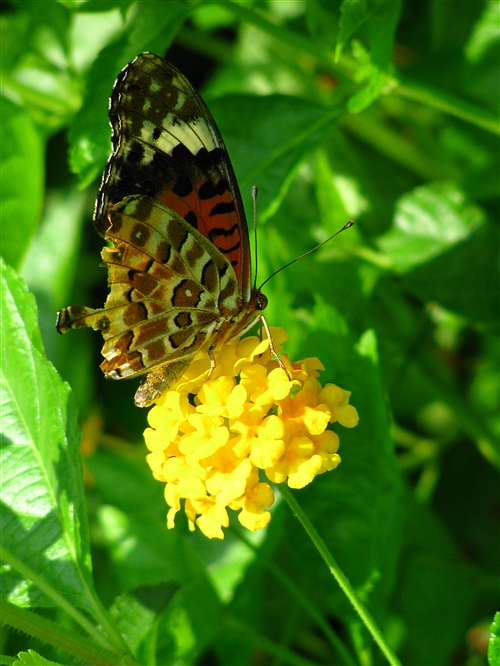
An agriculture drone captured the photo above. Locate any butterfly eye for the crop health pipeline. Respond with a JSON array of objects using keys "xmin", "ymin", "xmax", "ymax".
[{"xmin": 256, "ymin": 293, "xmax": 268, "ymax": 311}]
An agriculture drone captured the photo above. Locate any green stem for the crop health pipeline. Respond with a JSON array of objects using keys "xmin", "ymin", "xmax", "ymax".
[
  {"xmin": 0, "ymin": 601, "xmax": 126, "ymax": 666},
  {"xmin": 208, "ymin": 0, "xmax": 335, "ymax": 65},
  {"xmin": 340, "ymin": 112, "xmax": 453, "ymax": 181},
  {"xmin": 278, "ymin": 484, "xmax": 402, "ymax": 666},
  {"xmin": 395, "ymin": 77, "xmax": 500, "ymax": 136}
]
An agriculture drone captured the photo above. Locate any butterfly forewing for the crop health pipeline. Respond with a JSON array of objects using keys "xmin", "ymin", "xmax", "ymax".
[
  {"xmin": 57, "ymin": 53, "xmax": 265, "ymax": 406},
  {"xmin": 95, "ymin": 52, "xmax": 251, "ymax": 297}
]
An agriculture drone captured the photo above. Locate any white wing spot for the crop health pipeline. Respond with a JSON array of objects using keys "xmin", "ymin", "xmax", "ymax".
[
  {"xmin": 173, "ymin": 91, "xmax": 185, "ymax": 111},
  {"xmin": 154, "ymin": 117, "xmax": 217, "ymax": 156},
  {"xmin": 140, "ymin": 120, "xmax": 157, "ymax": 144}
]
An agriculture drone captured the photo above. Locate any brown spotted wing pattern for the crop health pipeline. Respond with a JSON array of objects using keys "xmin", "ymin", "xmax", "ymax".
[{"xmin": 57, "ymin": 53, "xmax": 267, "ymax": 407}]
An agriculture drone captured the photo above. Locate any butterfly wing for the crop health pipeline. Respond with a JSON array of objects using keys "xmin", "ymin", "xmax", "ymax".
[
  {"xmin": 95, "ymin": 52, "xmax": 251, "ymax": 300},
  {"xmin": 57, "ymin": 53, "xmax": 263, "ymax": 406}
]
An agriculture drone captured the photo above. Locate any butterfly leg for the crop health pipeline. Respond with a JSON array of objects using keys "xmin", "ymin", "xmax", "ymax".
[
  {"xmin": 260, "ymin": 315, "xmax": 292, "ymax": 380},
  {"xmin": 207, "ymin": 349, "xmax": 217, "ymax": 379}
]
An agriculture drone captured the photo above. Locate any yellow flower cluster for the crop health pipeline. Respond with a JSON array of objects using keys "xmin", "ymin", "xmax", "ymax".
[{"xmin": 144, "ymin": 329, "xmax": 359, "ymax": 539}]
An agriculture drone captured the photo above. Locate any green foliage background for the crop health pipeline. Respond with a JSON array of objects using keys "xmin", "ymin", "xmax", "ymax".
[{"xmin": 1, "ymin": 1, "xmax": 499, "ymax": 665}]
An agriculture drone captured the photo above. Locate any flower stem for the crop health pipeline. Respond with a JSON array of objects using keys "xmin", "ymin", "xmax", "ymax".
[
  {"xmin": 278, "ymin": 484, "xmax": 402, "ymax": 666},
  {"xmin": 396, "ymin": 77, "xmax": 500, "ymax": 135}
]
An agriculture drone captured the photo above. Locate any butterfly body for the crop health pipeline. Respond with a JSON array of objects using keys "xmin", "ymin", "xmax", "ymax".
[{"xmin": 57, "ymin": 53, "xmax": 266, "ymax": 407}]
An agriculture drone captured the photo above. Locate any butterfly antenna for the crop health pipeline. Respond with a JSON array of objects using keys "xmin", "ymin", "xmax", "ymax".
[
  {"xmin": 258, "ymin": 220, "xmax": 354, "ymax": 291},
  {"xmin": 252, "ymin": 186, "xmax": 259, "ymax": 290}
]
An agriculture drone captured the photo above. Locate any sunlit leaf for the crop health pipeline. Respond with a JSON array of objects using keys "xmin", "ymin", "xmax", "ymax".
[{"xmin": 0, "ymin": 261, "xmax": 92, "ymax": 611}]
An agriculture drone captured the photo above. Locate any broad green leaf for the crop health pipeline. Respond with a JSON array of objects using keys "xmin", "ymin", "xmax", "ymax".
[
  {"xmin": 0, "ymin": 261, "xmax": 92, "ymax": 610},
  {"xmin": 292, "ymin": 328, "xmax": 402, "ymax": 618},
  {"xmin": 489, "ymin": 611, "xmax": 500, "ymax": 666},
  {"xmin": 69, "ymin": 2, "xmax": 189, "ymax": 185},
  {"xmin": 88, "ymin": 449, "xmax": 223, "ymax": 663},
  {"xmin": 465, "ymin": 0, "xmax": 500, "ymax": 63},
  {"xmin": 196, "ymin": 533, "xmax": 260, "ymax": 604},
  {"xmin": 14, "ymin": 650, "xmax": 63, "ymax": 666},
  {"xmin": 403, "ymin": 223, "xmax": 500, "ymax": 326},
  {"xmin": 69, "ymin": 9, "xmax": 125, "ymax": 71},
  {"xmin": 378, "ymin": 181, "xmax": 485, "ymax": 272},
  {"xmin": 210, "ymin": 95, "xmax": 341, "ymax": 222},
  {"xmin": 108, "ymin": 591, "xmax": 163, "ymax": 655},
  {"xmin": 21, "ymin": 189, "xmax": 88, "ymax": 311},
  {"xmin": 191, "ymin": 3, "xmax": 236, "ymax": 30},
  {"xmin": 65, "ymin": 1, "xmax": 135, "ymax": 11},
  {"xmin": 314, "ymin": 148, "xmax": 368, "ymax": 234},
  {"xmin": 350, "ymin": 0, "xmax": 402, "ymax": 69},
  {"xmin": 2, "ymin": 4, "xmax": 82, "ymax": 130},
  {"xmin": 125, "ymin": 0, "xmax": 189, "ymax": 58},
  {"xmin": 336, "ymin": 0, "xmax": 401, "ymax": 111},
  {"xmin": 395, "ymin": 496, "xmax": 478, "ymax": 665},
  {"xmin": 1, "ymin": 100, "xmax": 44, "ymax": 270},
  {"xmin": 69, "ymin": 37, "xmax": 139, "ymax": 186},
  {"xmin": 230, "ymin": 327, "xmax": 401, "ymax": 627},
  {"xmin": 20, "ymin": 188, "xmax": 90, "ymax": 392},
  {"xmin": 305, "ymin": 0, "xmax": 339, "ymax": 48},
  {"xmin": 336, "ymin": 0, "xmax": 370, "ymax": 60}
]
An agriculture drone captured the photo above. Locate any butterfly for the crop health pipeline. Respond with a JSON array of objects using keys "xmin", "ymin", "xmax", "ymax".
[{"xmin": 57, "ymin": 52, "xmax": 271, "ymax": 407}]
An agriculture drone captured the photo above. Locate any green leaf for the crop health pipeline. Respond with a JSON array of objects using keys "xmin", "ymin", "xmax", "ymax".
[
  {"xmin": 210, "ymin": 95, "xmax": 341, "ymax": 222},
  {"xmin": 336, "ymin": 0, "xmax": 402, "ymax": 111},
  {"xmin": 395, "ymin": 496, "xmax": 478, "ymax": 665},
  {"xmin": 403, "ymin": 223, "xmax": 500, "ymax": 326},
  {"xmin": 87, "ymin": 449, "xmax": 223, "ymax": 663},
  {"xmin": 21, "ymin": 190, "xmax": 88, "ymax": 311},
  {"xmin": 342, "ymin": 0, "xmax": 402, "ymax": 68},
  {"xmin": 69, "ymin": 2, "xmax": 190, "ymax": 186},
  {"xmin": 69, "ymin": 38, "xmax": 136, "ymax": 186},
  {"xmin": 314, "ymin": 148, "xmax": 368, "ymax": 234},
  {"xmin": 1, "ymin": 4, "xmax": 82, "ymax": 130},
  {"xmin": 465, "ymin": 0, "xmax": 500, "ymax": 64},
  {"xmin": 13, "ymin": 649, "xmax": 63, "ymax": 665},
  {"xmin": 282, "ymin": 329, "xmax": 402, "ymax": 618},
  {"xmin": 305, "ymin": 0, "xmax": 339, "ymax": 48},
  {"xmin": 125, "ymin": 0, "xmax": 189, "ymax": 58},
  {"xmin": 378, "ymin": 181, "xmax": 485, "ymax": 272},
  {"xmin": 108, "ymin": 591, "xmax": 161, "ymax": 655},
  {"xmin": 1, "ymin": 100, "xmax": 44, "ymax": 269},
  {"xmin": 488, "ymin": 611, "xmax": 500, "ymax": 666},
  {"xmin": 197, "ymin": 534, "xmax": 259, "ymax": 604},
  {"xmin": 0, "ymin": 261, "xmax": 92, "ymax": 610},
  {"xmin": 336, "ymin": 0, "xmax": 370, "ymax": 60}
]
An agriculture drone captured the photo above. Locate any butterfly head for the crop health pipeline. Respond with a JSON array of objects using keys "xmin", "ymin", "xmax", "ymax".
[{"xmin": 254, "ymin": 290, "xmax": 268, "ymax": 311}]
